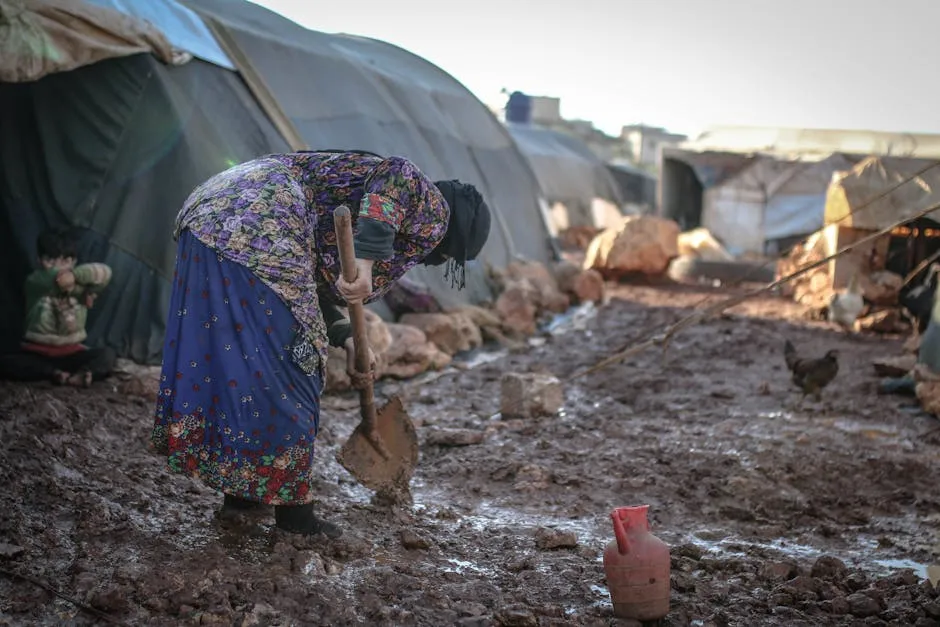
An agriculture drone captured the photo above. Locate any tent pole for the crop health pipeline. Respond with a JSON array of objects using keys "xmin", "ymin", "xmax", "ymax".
[{"xmin": 202, "ymin": 17, "xmax": 309, "ymax": 152}]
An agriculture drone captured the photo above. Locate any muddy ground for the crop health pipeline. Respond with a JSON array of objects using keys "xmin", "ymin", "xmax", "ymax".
[{"xmin": 2, "ymin": 283, "xmax": 940, "ymax": 626}]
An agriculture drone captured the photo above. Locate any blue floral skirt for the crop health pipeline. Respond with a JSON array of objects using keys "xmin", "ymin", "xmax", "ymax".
[{"xmin": 151, "ymin": 231, "xmax": 323, "ymax": 505}]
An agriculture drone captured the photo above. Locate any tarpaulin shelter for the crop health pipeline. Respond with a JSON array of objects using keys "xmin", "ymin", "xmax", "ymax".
[
  {"xmin": 605, "ymin": 161, "xmax": 657, "ymax": 212},
  {"xmin": 506, "ymin": 122, "xmax": 624, "ymax": 231},
  {"xmin": 0, "ymin": 0, "xmax": 554, "ymax": 363},
  {"xmin": 661, "ymin": 125, "xmax": 940, "ymax": 256}
]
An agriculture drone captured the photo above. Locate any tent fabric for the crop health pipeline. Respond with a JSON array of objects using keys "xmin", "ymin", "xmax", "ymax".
[
  {"xmin": 825, "ymin": 156, "xmax": 940, "ymax": 230},
  {"xmin": 605, "ymin": 163, "xmax": 657, "ymax": 209},
  {"xmin": 0, "ymin": 0, "xmax": 184, "ymax": 82},
  {"xmin": 181, "ymin": 0, "xmax": 553, "ymax": 276},
  {"xmin": 700, "ymin": 154, "xmax": 855, "ymax": 255},
  {"xmin": 0, "ymin": 52, "xmax": 290, "ymax": 359},
  {"xmin": 506, "ymin": 122, "xmax": 624, "ymax": 223},
  {"xmin": 1, "ymin": 0, "xmax": 555, "ymax": 363},
  {"xmin": 82, "ymin": 0, "xmax": 234, "ymax": 69}
]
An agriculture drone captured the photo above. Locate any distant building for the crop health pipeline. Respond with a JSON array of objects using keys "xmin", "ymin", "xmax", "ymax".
[{"xmin": 621, "ymin": 124, "xmax": 688, "ymax": 168}]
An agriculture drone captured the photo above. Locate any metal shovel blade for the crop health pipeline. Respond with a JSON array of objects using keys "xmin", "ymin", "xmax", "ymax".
[{"xmin": 335, "ymin": 395, "xmax": 418, "ymax": 496}]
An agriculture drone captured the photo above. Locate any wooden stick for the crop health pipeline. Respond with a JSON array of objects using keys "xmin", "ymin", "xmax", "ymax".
[{"xmin": 333, "ymin": 206, "xmax": 389, "ymax": 459}]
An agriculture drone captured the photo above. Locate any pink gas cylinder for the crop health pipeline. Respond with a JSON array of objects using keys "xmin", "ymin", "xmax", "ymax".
[{"xmin": 602, "ymin": 505, "xmax": 670, "ymax": 620}]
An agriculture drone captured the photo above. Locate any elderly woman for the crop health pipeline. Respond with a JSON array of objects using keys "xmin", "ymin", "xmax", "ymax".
[{"xmin": 151, "ymin": 151, "xmax": 491, "ymax": 538}]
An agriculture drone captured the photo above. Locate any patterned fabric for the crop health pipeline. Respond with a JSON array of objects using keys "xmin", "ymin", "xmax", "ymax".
[
  {"xmin": 175, "ymin": 151, "xmax": 449, "ymax": 378},
  {"xmin": 152, "ymin": 232, "xmax": 322, "ymax": 505},
  {"xmin": 23, "ymin": 262, "xmax": 112, "ymax": 346}
]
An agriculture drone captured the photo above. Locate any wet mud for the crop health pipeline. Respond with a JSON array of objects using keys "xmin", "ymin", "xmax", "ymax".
[{"xmin": 1, "ymin": 283, "xmax": 939, "ymax": 626}]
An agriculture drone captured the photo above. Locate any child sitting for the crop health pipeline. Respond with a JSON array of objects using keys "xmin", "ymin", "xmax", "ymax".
[{"xmin": 0, "ymin": 229, "xmax": 116, "ymax": 386}]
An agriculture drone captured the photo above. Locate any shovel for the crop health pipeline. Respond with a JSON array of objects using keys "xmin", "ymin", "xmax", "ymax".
[{"xmin": 332, "ymin": 205, "xmax": 418, "ymax": 500}]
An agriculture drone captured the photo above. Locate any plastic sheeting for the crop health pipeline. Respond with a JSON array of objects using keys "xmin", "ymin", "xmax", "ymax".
[
  {"xmin": 182, "ymin": 0, "xmax": 552, "ymax": 278},
  {"xmin": 825, "ymin": 156, "xmax": 940, "ymax": 230},
  {"xmin": 0, "ymin": 53, "xmax": 289, "ymax": 359},
  {"xmin": 0, "ymin": 0, "xmax": 181, "ymax": 81},
  {"xmin": 1, "ymin": 0, "xmax": 556, "ymax": 362},
  {"xmin": 83, "ymin": 0, "xmax": 233, "ymax": 69},
  {"xmin": 700, "ymin": 154, "xmax": 855, "ymax": 255},
  {"xmin": 506, "ymin": 122, "xmax": 623, "ymax": 229}
]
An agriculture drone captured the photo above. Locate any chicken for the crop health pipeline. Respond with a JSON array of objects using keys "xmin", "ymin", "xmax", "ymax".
[
  {"xmin": 900, "ymin": 263, "xmax": 940, "ymax": 334},
  {"xmin": 827, "ymin": 271, "xmax": 865, "ymax": 331},
  {"xmin": 783, "ymin": 339, "xmax": 839, "ymax": 402}
]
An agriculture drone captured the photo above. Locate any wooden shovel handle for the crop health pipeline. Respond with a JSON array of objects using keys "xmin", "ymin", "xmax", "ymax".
[
  {"xmin": 333, "ymin": 206, "xmax": 376, "ymax": 407},
  {"xmin": 333, "ymin": 206, "xmax": 389, "ymax": 459}
]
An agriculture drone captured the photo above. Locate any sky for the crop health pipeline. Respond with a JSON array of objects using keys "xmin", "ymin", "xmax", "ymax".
[{"xmin": 251, "ymin": 0, "xmax": 940, "ymax": 139}]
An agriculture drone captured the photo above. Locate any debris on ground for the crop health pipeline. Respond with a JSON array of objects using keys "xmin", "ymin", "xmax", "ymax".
[
  {"xmin": 499, "ymin": 372, "xmax": 564, "ymax": 419},
  {"xmin": 2, "ymin": 283, "xmax": 939, "ymax": 626},
  {"xmin": 583, "ymin": 215, "xmax": 680, "ymax": 279}
]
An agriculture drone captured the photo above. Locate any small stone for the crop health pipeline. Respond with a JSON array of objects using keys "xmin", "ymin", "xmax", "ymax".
[
  {"xmin": 846, "ymin": 572, "xmax": 869, "ymax": 591},
  {"xmin": 400, "ymin": 529, "xmax": 431, "ymax": 551},
  {"xmin": 0, "ymin": 543, "xmax": 24, "ymax": 559},
  {"xmin": 925, "ymin": 602, "xmax": 940, "ymax": 619},
  {"xmin": 823, "ymin": 596, "xmax": 851, "ymax": 615},
  {"xmin": 425, "ymin": 428, "xmax": 485, "ymax": 447},
  {"xmin": 500, "ymin": 373, "xmax": 563, "ymax": 419},
  {"xmin": 240, "ymin": 602, "xmax": 278, "ymax": 627},
  {"xmin": 534, "ymin": 527, "xmax": 577, "ymax": 550},
  {"xmin": 674, "ymin": 543, "xmax": 704, "ymax": 561},
  {"xmin": 770, "ymin": 593, "xmax": 794, "ymax": 606},
  {"xmin": 846, "ymin": 592, "xmax": 881, "ymax": 617},
  {"xmin": 494, "ymin": 606, "xmax": 538, "ymax": 627},
  {"xmin": 811, "ymin": 555, "xmax": 849, "ymax": 580},
  {"xmin": 760, "ymin": 561, "xmax": 798, "ymax": 582}
]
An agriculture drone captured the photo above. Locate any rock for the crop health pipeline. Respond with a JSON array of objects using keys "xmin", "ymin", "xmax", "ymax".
[
  {"xmin": 811, "ymin": 555, "xmax": 849, "ymax": 580},
  {"xmin": 494, "ymin": 606, "xmax": 538, "ymax": 627},
  {"xmin": 924, "ymin": 602, "xmax": 940, "ymax": 619},
  {"xmin": 760, "ymin": 561, "xmax": 799, "ymax": 582},
  {"xmin": 823, "ymin": 596, "xmax": 851, "ymax": 615},
  {"xmin": 324, "ymin": 345, "xmax": 352, "ymax": 393},
  {"xmin": 0, "ymin": 543, "xmax": 25, "ymax": 559},
  {"xmin": 857, "ymin": 308, "xmax": 906, "ymax": 333},
  {"xmin": 500, "ymin": 372, "xmax": 563, "ymax": 419},
  {"xmin": 324, "ymin": 309, "xmax": 392, "ymax": 392},
  {"xmin": 558, "ymin": 226, "xmax": 602, "ymax": 250},
  {"xmin": 425, "ymin": 428, "xmax": 485, "ymax": 447},
  {"xmin": 241, "ymin": 602, "xmax": 278, "ymax": 627},
  {"xmin": 554, "ymin": 261, "xmax": 605, "ymax": 304},
  {"xmin": 872, "ymin": 354, "xmax": 916, "ymax": 377},
  {"xmin": 448, "ymin": 305, "xmax": 521, "ymax": 348},
  {"xmin": 512, "ymin": 464, "xmax": 552, "ymax": 491},
  {"xmin": 506, "ymin": 260, "xmax": 570, "ymax": 314},
  {"xmin": 534, "ymin": 527, "xmax": 578, "ymax": 550},
  {"xmin": 382, "ymin": 323, "xmax": 452, "ymax": 379},
  {"xmin": 400, "ymin": 529, "xmax": 431, "ymax": 550},
  {"xmin": 677, "ymin": 227, "xmax": 734, "ymax": 261},
  {"xmin": 583, "ymin": 215, "xmax": 680, "ymax": 278},
  {"xmin": 494, "ymin": 280, "xmax": 539, "ymax": 336},
  {"xmin": 400, "ymin": 312, "xmax": 482, "ymax": 356},
  {"xmin": 846, "ymin": 592, "xmax": 881, "ymax": 617}
]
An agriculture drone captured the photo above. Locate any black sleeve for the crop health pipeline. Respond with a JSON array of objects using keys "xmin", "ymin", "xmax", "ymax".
[
  {"xmin": 320, "ymin": 292, "xmax": 352, "ymax": 347},
  {"xmin": 353, "ymin": 217, "xmax": 396, "ymax": 260}
]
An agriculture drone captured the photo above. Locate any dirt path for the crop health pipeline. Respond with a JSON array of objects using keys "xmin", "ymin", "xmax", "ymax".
[{"xmin": 1, "ymin": 284, "xmax": 939, "ymax": 626}]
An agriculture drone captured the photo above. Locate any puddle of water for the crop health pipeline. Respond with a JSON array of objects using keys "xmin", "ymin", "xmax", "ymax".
[
  {"xmin": 685, "ymin": 532, "xmax": 931, "ymax": 581},
  {"xmin": 831, "ymin": 420, "xmax": 900, "ymax": 439},
  {"xmin": 443, "ymin": 557, "xmax": 495, "ymax": 576},
  {"xmin": 874, "ymin": 558, "xmax": 929, "ymax": 579},
  {"xmin": 462, "ymin": 500, "xmax": 603, "ymax": 541}
]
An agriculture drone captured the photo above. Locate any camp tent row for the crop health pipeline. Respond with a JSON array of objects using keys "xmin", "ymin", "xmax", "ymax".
[
  {"xmin": 1, "ymin": 0, "xmax": 626, "ymax": 364},
  {"xmin": 660, "ymin": 126, "xmax": 940, "ymax": 257}
]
